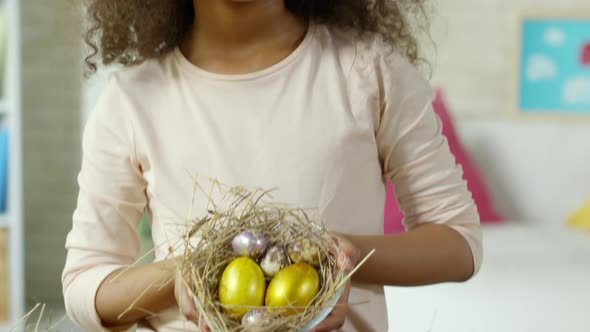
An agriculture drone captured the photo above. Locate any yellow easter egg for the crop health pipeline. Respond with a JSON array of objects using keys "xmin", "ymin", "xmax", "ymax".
[
  {"xmin": 265, "ymin": 262, "xmax": 320, "ymax": 315},
  {"xmin": 218, "ymin": 257, "xmax": 266, "ymax": 319}
]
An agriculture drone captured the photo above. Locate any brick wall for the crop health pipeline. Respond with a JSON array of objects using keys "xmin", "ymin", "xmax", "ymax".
[
  {"xmin": 21, "ymin": 0, "xmax": 81, "ymax": 305},
  {"xmin": 425, "ymin": 0, "xmax": 590, "ymax": 117}
]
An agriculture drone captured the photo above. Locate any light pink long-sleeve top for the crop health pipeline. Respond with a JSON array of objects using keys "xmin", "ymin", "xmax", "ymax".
[{"xmin": 62, "ymin": 24, "xmax": 482, "ymax": 332}]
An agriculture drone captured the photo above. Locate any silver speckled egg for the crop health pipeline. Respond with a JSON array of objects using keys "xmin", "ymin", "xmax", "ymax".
[
  {"xmin": 260, "ymin": 245, "xmax": 289, "ymax": 277},
  {"xmin": 241, "ymin": 308, "xmax": 267, "ymax": 327},
  {"xmin": 287, "ymin": 238, "xmax": 321, "ymax": 266},
  {"xmin": 231, "ymin": 230, "xmax": 268, "ymax": 258}
]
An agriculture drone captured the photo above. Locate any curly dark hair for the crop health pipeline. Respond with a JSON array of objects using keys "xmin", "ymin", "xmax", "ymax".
[{"xmin": 83, "ymin": 0, "xmax": 430, "ymax": 74}]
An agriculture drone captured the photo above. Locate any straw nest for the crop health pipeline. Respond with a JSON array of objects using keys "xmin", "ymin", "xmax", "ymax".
[{"xmin": 178, "ymin": 183, "xmax": 346, "ymax": 332}]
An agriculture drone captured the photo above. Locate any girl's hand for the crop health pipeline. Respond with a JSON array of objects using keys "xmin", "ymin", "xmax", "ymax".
[
  {"xmin": 174, "ymin": 270, "xmax": 210, "ymax": 331},
  {"xmin": 331, "ymin": 234, "xmax": 362, "ymax": 272},
  {"xmin": 309, "ymin": 234, "xmax": 360, "ymax": 332}
]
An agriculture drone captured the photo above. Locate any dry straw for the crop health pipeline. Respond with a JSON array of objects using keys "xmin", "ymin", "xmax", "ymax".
[{"xmin": 178, "ymin": 180, "xmax": 351, "ymax": 332}]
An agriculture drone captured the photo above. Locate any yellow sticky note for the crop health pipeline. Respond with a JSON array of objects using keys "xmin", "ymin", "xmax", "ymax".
[{"xmin": 568, "ymin": 200, "xmax": 590, "ymax": 231}]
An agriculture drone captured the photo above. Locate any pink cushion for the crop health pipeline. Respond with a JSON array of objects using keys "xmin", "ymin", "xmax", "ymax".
[{"xmin": 384, "ymin": 90, "xmax": 503, "ymax": 234}]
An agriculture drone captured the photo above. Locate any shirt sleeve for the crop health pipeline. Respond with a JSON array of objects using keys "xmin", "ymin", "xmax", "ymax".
[
  {"xmin": 375, "ymin": 52, "xmax": 483, "ymax": 276},
  {"xmin": 62, "ymin": 75, "xmax": 147, "ymax": 331}
]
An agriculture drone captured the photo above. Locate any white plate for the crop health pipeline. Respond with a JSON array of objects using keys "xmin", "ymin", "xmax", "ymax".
[{"xmin": 296, "ymin": 286, "xmax": 344, "ymax": 332}]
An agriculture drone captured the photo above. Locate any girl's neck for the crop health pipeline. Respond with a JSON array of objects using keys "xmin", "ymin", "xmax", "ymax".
[{"xmin": 180, "ymin": 0, "xmax": 307, "ymax": 75}]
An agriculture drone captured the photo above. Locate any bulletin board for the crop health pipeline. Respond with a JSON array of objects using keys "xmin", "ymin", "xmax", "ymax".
[{"xmin": 515, "ymin": 13, "xmax": 590, "ymax": 116}]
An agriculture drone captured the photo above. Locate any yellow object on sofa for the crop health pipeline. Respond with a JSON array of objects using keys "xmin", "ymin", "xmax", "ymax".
[{"xmin": 568, "ymin": 200, "xmax": 590, "ymax": 231}]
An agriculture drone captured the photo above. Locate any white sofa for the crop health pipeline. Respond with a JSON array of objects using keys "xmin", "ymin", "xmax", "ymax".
[
  {"xmin": 386, "ymin": 224, "xmax": 590, "ymax": 331},
  {"xmin": 385, "ymin": 119, "xmax": 590, "ymax": 331}
]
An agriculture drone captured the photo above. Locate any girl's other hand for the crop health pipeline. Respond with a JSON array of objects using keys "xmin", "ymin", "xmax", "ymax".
[
  {"xmin": 174, "ymin": 270, "xmax": 210, "ymax": 331},
  {"xmin": 331, "ymin": 234, "xmax": 361, "ymax": 273},
  {"xmin": 309, "ymin": 234, "xmax": 360, "ymax": 332}
]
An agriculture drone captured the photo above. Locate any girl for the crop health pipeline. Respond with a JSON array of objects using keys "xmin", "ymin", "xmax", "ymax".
[{"xmin": 62, "ymin": 0, "xmax": 482, "ymax": 331}]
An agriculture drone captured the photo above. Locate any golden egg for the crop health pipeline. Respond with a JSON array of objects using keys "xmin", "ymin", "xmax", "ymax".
[
  {"xmin": 265, "ymin": 262, "xmax": 320, "ymax": 315},
  {"xmin": 218, "ymin": 257, "xmax": 266, "ymax": 319}
]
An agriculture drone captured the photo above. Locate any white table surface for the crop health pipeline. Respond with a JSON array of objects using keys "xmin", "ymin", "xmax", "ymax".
[{"xmin": 385, "ymin": 223, "xmax": 590, "ymax": 332}]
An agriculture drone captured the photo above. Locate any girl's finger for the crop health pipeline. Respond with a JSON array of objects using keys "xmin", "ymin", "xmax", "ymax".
[
  {"xmin": 323, "ymin": 233, "xmax": 340, "ymax": 257},
  {"xmin": 180, "ymin": 285, "xmax": 197, "ymax": 314},
  {"xmin": 181, "ymin": 285, "xmax": 210, "ymax": 330},
  {"xmin": 185, "ymin": 309, "xmax": 209, "ymax": 331},
  {"xmin": 337, "ymin": 252, "xmax": 353, "ymax": 272}
]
